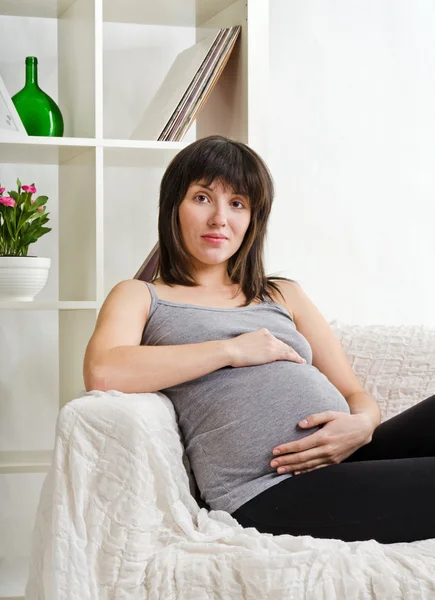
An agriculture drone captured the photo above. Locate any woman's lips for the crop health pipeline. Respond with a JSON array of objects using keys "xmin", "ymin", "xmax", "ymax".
[{"xmin": 202, "ymin": 236, "xmax": 227, "ymax": 244}]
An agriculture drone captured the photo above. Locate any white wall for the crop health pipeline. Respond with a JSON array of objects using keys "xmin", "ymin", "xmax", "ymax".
[{"xmin": 266, "ymin": 0, "xmax": 435, "ymax": 326}]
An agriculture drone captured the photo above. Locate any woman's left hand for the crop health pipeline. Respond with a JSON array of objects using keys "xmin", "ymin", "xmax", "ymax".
[{"xmin": 270, "ymin": 411, "xmax": 375, "ymax": 475}]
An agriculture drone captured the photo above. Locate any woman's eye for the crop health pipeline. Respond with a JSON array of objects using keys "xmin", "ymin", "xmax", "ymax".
[{"xmin": 194, "ymin": 195, "xmax": 245, "ymax": 208}]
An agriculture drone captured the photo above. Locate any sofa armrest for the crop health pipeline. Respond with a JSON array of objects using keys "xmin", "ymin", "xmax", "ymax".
[
  {"xmin": 66, "ymin": 388, "xmax": 199, "ymax": 499},
  {"xmin": 25, "ymin": 390, "xmax": 201, "ymax": 600}
]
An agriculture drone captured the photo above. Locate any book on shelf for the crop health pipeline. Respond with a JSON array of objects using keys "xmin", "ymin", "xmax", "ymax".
[{"xmin": 133, "ymin": 25, "xmax": 241, "ymax": 282}]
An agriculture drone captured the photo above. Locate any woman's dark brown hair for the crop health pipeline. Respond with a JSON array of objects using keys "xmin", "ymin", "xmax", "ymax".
[{"xmin": 150, "ymin": 135, "xmax": 298, "ymax": 307}]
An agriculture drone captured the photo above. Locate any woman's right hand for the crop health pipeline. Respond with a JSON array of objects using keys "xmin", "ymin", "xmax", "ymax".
[{"xmin": 226, "ymin": 328, "xmax": 307, "ymax": 368}]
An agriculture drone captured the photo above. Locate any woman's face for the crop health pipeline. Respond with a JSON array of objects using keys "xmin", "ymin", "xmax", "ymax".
[{"xmin": 178, "ymin": 179, "xmax": 251, "ymax": 269}]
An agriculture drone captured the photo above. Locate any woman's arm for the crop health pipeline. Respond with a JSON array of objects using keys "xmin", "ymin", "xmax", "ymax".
[
  {"xmin": 90, "ymin": 341, "xmax": 231, "ymax": 394},
  {"xmin": 83, "ymin": 280, "xmax": 231, "ymax": 394},
  {"xmin": 345, "ymin": 391, "xmax": 382, "ymax": 431}
]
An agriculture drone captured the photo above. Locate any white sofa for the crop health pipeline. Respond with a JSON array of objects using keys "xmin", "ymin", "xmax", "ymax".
[{"xmin": 25, "ymin": 321, "xmax": 435, "ymax": 600}]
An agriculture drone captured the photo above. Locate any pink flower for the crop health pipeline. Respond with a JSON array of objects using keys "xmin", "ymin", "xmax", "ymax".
[
  {"xmin": 0, "ymin": 196, "xmax": 16, "ymax": 208},
  {"xmin": 0, "ymin": 187, "xmax": 5, "ymax": 194},
  {"xmin": 22, "ymin": 185, "xmax": 37, "ymax": 194}
]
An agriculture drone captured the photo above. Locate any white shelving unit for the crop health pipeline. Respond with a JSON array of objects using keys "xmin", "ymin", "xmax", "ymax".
[{"xmin": 0, "ymin": 0, "xmax": 269, "ymax": 597}]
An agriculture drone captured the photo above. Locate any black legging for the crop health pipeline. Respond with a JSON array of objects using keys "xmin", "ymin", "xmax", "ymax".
[{"xmin": 231, "ymin": 394, "xmax": 435, "ymax": 544}]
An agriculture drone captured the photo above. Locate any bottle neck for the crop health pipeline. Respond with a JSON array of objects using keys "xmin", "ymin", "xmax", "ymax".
[{"xmin": 25, "ymin": 61, "xmax": 38, "ymax": 87}]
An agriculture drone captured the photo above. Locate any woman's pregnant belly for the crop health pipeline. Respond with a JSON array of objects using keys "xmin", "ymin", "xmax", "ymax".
[{"xmin": 170, "ymin": 360, "xmax": 351, "ymax": 496}]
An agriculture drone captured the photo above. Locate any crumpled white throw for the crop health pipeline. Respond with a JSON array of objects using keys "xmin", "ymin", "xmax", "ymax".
[{"xmin": 25, "ymin": 390, "xmax": 435, "ymax": 600}]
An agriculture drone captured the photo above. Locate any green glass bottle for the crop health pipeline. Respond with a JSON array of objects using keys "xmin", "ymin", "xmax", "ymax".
[{"xmin": 12, "ymin": 56, "xmax": 64, "ymax": 137}]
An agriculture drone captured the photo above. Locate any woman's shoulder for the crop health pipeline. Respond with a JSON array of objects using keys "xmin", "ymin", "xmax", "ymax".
[
  {"xmin": 267, "ymin": 279, "xmax": 301, "ymax": 321},
  {"xmin": 108, "ymin": 278, "xmax": 153, "ymax": 312},
  {"xmin": 112, "ymin": 278, "xmax": 149, "ymax": 294}
]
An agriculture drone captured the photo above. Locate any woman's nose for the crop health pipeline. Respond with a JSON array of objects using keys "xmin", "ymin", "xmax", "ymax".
[{"xmin": 208, "ymin": 209, "xmax": 227, "ymax": 227}]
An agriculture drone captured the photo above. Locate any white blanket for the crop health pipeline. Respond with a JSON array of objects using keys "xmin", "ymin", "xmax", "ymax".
[{"xmin": 25, "ymin": 390, "xmax": 435, "ymax": 600}]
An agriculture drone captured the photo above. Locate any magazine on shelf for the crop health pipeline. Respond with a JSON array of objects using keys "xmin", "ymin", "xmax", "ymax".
[
  {"xmin": 158, "ymin": 28, "xmax": 227, "ymax": 140},
  {"xmin": 168, "ymin": 26, "xmax": 240, "ymax": 141},
  {"xmin": 130, "ymin": 25, "xmax": 241, "ymax": 142}
]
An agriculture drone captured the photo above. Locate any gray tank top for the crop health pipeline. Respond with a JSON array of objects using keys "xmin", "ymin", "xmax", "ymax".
[{"xmin": 141, "ymin": 281, "xmax": 350, "ymax": 514}]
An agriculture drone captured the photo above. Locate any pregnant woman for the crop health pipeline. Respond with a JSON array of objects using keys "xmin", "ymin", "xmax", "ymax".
[{"xmin": 84, "ymin": 135, "xmax": 435, "ymax": 544}]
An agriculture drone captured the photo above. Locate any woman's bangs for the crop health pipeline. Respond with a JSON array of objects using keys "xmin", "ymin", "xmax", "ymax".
[{"xmin": 187, "ymin": 146, "xmax": 261, "ymax": 203}]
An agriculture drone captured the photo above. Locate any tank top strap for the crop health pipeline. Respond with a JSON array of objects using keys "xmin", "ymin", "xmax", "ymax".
[{"xmin": 143, "ymin": 281, "xmax": 159, "ymax": 319}]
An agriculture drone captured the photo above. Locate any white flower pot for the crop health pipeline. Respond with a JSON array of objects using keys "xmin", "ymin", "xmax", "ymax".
[{"xmin": 0, "ymin": 256, "xmax": 51, "ymax": 301}]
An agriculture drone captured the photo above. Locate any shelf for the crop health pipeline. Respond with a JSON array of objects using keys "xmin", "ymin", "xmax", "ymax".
[
  {"xmin": 0, "ymin": 136, "xmax": 186, "ymax": 148},
  {"xmin": 0, "ymin": 451, "xmax": 52, "ymax": 474},
  {"xmin": 0, "ymin": 138, "xmax": 186, "ymax": 165},
  {"xmin": 0, "ymin": 136, "xmax": 95, "ymax": 147},
  {"xmin": 0, "ymin": 301, "xmax": 99, "ymax": 310},
  {"xmin": 102, "ymin": 139, "xmax": 186, "ymax": 150},
  {"xmin": 103, "ymin": 0, "xmax": 238, "ymax": 26},
  {"xmin": 0, "ymin": 139, "xmax": 95, "ymax": 165},
  {"xmin": 0, "ymin": 0, "xmax": 76, "ymax": 18}
]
